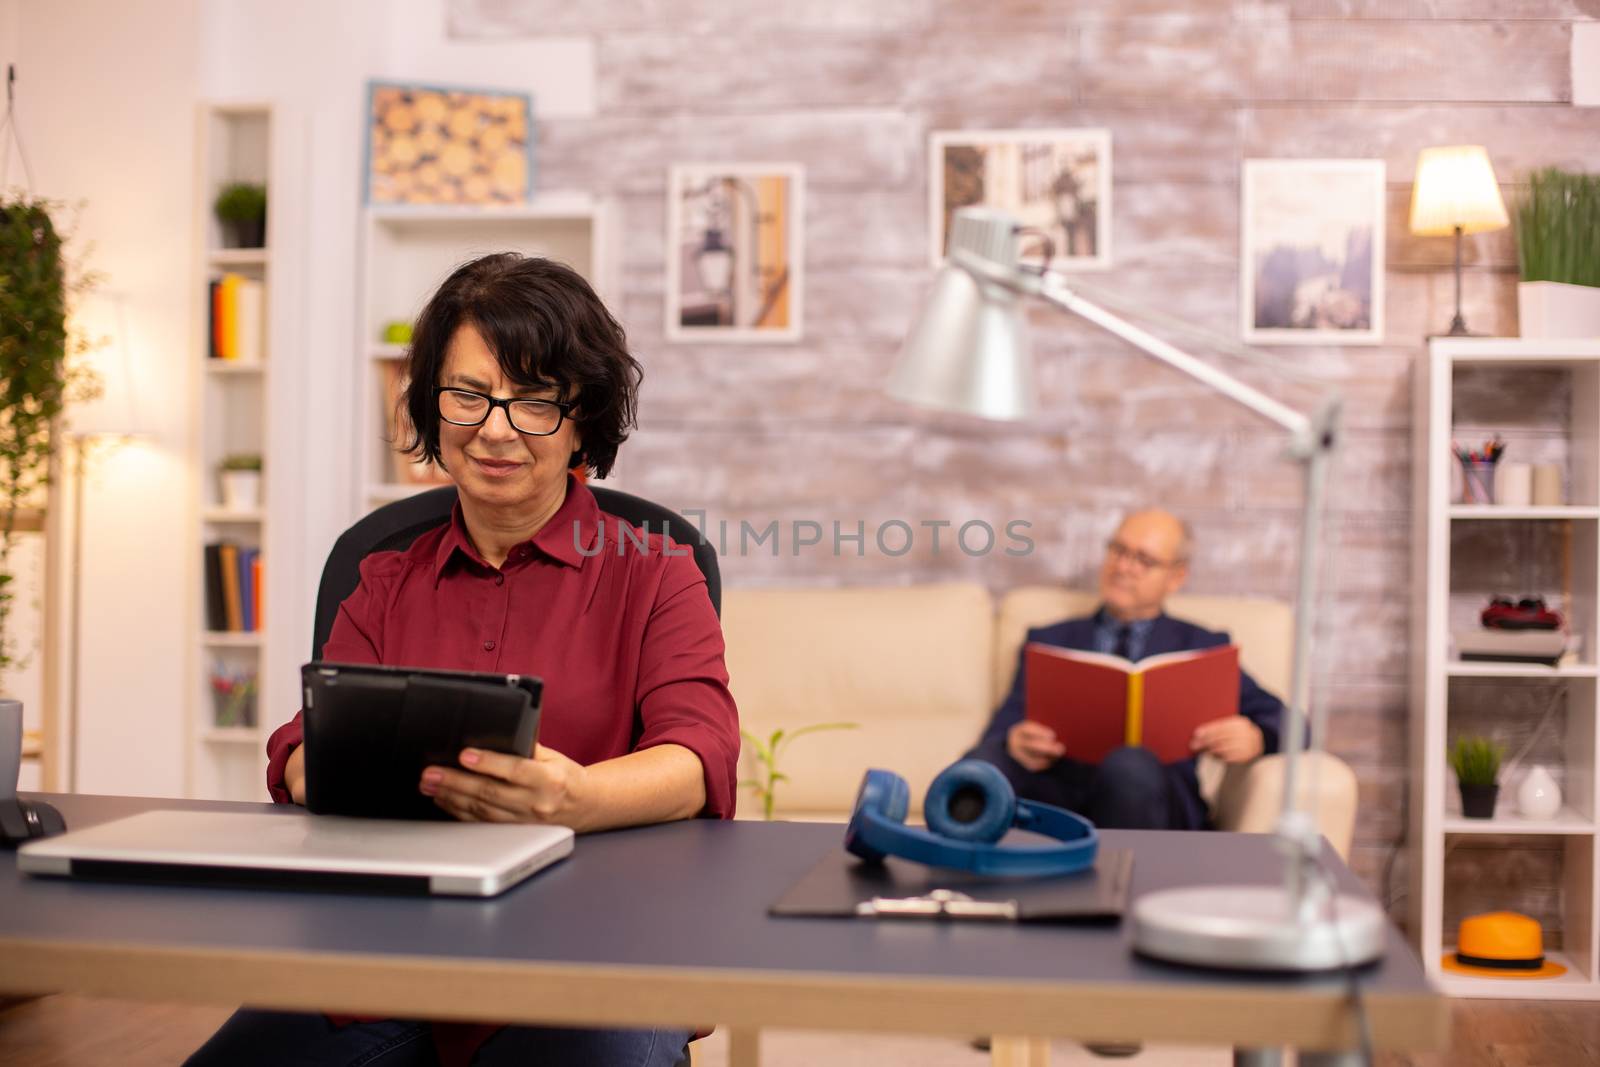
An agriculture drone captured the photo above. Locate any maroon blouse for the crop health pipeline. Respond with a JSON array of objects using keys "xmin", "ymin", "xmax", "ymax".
[{"xmin": 265, "ymin": 476, "xmax": 739, "ymax": 819}]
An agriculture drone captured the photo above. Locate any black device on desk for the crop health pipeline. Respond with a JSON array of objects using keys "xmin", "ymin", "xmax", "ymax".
[
  {"xmin": 1, "ymin": 796, "xmax": 66, "ymax": 847},
  {"xmin": 301, "ymin": 662, "xmax": 541, "ymax": 820}
]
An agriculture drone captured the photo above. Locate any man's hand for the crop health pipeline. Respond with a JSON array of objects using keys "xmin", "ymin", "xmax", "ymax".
[
  {"xmin": 285, "ymin": 745, "xmax": 307, "ymax": 805},
  {"xmin": 422, "ymin": 744, "xmax": 590, "ymax": 830},
  {"xmin": 1190, "ymin": 716, "xmax": 1264, "ymax": 764},
  {"xmin": 1007, "ymin": 720, "xmax": 1066, "ymax": 773}
]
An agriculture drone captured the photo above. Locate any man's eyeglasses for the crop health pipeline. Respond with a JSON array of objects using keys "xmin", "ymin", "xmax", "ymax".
[
  {"xmin": 436, "ymin": 388, "xmax": 573, "ymax": 437},
  {"xmin": 1105, "ymin": 539, "xmax": 1182, "ymax": 573}
]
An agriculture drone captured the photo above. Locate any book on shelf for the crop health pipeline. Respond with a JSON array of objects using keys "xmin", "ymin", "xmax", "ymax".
[
  {"xmin": 1023, "ymin": 642, "xmax": 1241, "ymax": 764},
  {"xmin": 251, "ymin": 552, "xmax": 263, "ymax": 631},
  {"xmin": 207, "ymin": 272, "xmax": 264, "ymax": 362},
  {"xmin": 203, "ymin": 541, "xmax": 263, "ymax": 633},
  {"xmin": 219, "ymin": 543, "xmax": 242, "ymax": 631}
]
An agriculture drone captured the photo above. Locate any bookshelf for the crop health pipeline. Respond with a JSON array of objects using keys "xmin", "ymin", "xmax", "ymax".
[
  {"xmin": 187, "ymin": 103, "xmax": 276, "ymax": 801},
  {"xmin": 1411, "ymin": 337, "xmax": 1600, "ymax": 1001},
  {"xmin": 356, "ymin": 196, "xmax": 612, "ymax": 512}
]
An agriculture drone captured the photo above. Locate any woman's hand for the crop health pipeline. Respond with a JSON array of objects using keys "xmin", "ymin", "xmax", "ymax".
[
  {"xmin": 285, "ymin": 746, "xmax": 308, "ymax": 805},
  {"xmin": 1190, "ymin": 716, "xmax": 1264, "ymax": 764},
  {"xmin": 421, "ymin": 744, "xmax": 589, "ymax": 829}
]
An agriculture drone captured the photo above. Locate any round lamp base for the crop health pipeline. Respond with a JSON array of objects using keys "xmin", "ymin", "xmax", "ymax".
[{"xmin": 1131, "ymin": 885, "xmax": 1387, "ymax": 972}]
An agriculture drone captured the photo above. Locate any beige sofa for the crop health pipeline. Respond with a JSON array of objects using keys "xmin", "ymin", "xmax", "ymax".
[{"xmin": 721, "ymin": 583, "xmax": 1358, "ymax": 859}]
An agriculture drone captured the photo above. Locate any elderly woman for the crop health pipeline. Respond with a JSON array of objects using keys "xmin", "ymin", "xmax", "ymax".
[{"xmin": 186, "ymin": 254, "xmax": 739, "ymax": 1067}]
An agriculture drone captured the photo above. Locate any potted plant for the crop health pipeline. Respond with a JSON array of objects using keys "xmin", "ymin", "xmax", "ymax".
[
  {"xmin": 1514, "ymin": 167, "xmax": 1600, "ymax": 338},
  {"xmin": 214, "ymin": 182, "xmax": 267, "ymax": 249},
  {"xmin": 1449, "ymin": 736, "xmax": 1505, "ymax": 819},
  {"xmin": 740, "ymin": 722, "xmax": 858, "ymax": 821},
  {"xmin": 0, "ymin": 196, "xmax": 98, "ymax": 683},
  {"xmin": 219, "ymin": 453, "xmax": 263, "ymax": 511}
]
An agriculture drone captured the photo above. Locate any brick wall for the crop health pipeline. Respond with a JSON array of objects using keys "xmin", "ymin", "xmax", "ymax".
[{"xmin": 450, "ymin": 0, "xmax": 1600, "ymax": 903}]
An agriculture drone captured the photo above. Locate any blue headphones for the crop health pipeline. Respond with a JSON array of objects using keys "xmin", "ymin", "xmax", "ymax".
[{"xmin": 844, "ymin": 759, "xmax": 1098, "ymax": 877}]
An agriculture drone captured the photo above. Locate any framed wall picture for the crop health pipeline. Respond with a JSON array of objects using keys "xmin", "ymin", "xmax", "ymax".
[
  {"xmin": 1241, "ymin": 159, "xmax": 1385, "ymax": 345},
  {"xmin": 365, "ymin": 81, "xmax": 535, "ymax": 206},
  {"xmin": 666, "ymin": 163, "xmax": 804, "ymax": 342},
  {"xmin": 930, "ymin": 128, "xmax": 1112, "ymax": 271}
]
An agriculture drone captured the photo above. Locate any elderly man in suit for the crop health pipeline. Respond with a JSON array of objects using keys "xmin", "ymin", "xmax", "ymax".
[{"xmin": 967, "ymin": 509, "xmax": 1286, "ymax": 830}]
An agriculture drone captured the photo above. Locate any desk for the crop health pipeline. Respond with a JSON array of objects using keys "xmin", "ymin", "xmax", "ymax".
[{"xmin": 0, "ymin": 794, "xmax": 1444, "ymax": 1065}]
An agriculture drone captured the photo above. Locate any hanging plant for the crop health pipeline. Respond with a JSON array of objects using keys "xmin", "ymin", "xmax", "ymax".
[{"xmin": 0, "ymin": 195, "xmax": 97, "ymax": 679}]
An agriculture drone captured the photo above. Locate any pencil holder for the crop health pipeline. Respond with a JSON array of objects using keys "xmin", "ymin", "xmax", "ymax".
[
  {"xmin": 1458, "ymin": 459, "xmax": 1497, "ymax": 505},
  {"xmin": 209, "ymin": 671, "xmax": 258, "ymax": 728}
]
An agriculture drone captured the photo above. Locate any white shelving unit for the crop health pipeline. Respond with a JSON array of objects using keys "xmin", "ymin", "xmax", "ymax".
[
  {"xmin": 356, "ymin": 196, "xmax": 613, "ymax": 513},
  {"xmin": 1411, "ymin": 336, "xmax": 1600, "ymax": 1001},
  {"xmin": 187, "ymin": 103, "xmax": 278, "ymax": 802}
]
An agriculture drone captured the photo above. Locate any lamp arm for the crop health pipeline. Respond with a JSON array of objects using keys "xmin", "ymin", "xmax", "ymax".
[{"xmin": 1034, "ymin": 275, "xmax": 1314, "ymax": 444}]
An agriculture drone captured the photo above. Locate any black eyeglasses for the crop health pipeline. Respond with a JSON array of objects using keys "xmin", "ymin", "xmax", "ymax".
[
  {"xmin": 1105, "ymin": 539, "xmax": 1182, "ymax": 573},
  {"xmin": 436, "ymin": 388, "xmax": 573, "ymax": 437}
]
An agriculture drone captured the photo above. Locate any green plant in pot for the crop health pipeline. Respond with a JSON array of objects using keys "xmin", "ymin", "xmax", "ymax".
[
  {"xmin": 0, "ymin": 196, "xmax": 99, "ymax": 680},
  {"xmin": 740, "ymin": 722, "xmax": 858, "ymax": 821},
  {"xmin": 1514, "ymin": 167, "xmax": 1600, "ymax": 339},
  {"xmin": 219, "ymin": 453, "xmax": 263, "ymax": 512},
  {"xmin": 1449, "ymin": 736, "xmax": 1505, "ymax": 819},
  {"xmin": 214, "ymin": 182, "xmax": 267, "ymax": 250}
]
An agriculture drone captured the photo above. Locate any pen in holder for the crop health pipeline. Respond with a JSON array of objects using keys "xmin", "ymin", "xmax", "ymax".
[
  {"xmin": 1455, "ymin": 438, "xmax": 1505, "ymax": 506},
  {"xmin": 209, "ymin": 667, "xmax": 259, "ymax": 728}
]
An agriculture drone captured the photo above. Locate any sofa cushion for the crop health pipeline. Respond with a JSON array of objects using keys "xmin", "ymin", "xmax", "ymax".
[{"xmin": 722, "ymin": 583, "xmax": 993, "ymax": 818}]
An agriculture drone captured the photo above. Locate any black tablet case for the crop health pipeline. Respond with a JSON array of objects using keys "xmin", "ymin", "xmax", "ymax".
[
  {"xmin": 771, "ymin": 846, "xmax": 1133, "ymax": 923},
  {"xmin": 302, "ymin": 663, "xmax": 541, "ymax": 820}
]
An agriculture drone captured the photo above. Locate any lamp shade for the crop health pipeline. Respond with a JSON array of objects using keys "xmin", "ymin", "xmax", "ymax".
[
  {"xmin": 887, "ymin": 208, "xmax": 1035, "ymax": 421},
  {"xmin": 1409, "ymin": 145, "xmax": 1510, "ymax": 236}
]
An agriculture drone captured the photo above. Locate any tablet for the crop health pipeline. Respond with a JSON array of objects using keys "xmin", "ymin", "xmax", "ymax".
[{"xmin": 301, "ymin": 662, "xmax": 542, "ymax": 821}]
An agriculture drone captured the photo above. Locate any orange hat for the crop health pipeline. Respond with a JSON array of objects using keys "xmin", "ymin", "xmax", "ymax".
[{"xmin": 1440, "ymin": 911, "xmax": 1567, "ymax": 978}]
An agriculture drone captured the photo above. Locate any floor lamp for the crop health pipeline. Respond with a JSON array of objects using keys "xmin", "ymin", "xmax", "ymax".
[
  {"xmin": 64, "ymin": 292, "xmax": 148, "ymax": 792},
  {"xmin": 889, "ymin": 207, "xmax": 1386, "ymax": 971}
]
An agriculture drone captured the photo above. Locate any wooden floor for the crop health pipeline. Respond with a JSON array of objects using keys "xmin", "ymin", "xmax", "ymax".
[{"xmin": 0, "ymin": 994, "xmax": 1595, "ymax": 1066}]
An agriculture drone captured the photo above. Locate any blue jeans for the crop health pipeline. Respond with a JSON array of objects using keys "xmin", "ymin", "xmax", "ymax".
[{"xmin": 183, "ymin": 1009, "xmax": 692, "ymax": 1067}]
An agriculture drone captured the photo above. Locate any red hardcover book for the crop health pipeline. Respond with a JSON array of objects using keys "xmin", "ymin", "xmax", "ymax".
[
  {"xmin": 1023, "ymin": 643, "xmax": 1241, "ymax": 764},
  {"xmin": 252, "ymin": 554, "xmax": 263, "ymax": 631}
]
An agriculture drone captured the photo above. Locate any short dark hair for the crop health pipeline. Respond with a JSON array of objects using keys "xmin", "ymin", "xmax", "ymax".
[{"xmin": 400, "ymin": 253, "xmax": 640, "ymax": 479}]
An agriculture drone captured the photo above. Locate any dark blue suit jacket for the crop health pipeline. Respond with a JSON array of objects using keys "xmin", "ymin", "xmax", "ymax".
[{"xmin": 966, "ymin": 612, "xmax": 1287, "ymax": 825}]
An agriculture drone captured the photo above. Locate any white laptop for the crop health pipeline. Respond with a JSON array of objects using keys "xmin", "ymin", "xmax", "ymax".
[{"xmin": 18, "ymin": 809, "xmax": 574, "ymax": 897}]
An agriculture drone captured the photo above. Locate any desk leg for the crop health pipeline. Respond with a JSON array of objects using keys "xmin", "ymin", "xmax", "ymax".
[
  {"xmin": 1233, "ymin": 1051, "xmax": 1283, "ymax": 1067},
  {"xmin": 991, "ymin": 1035, "xmax": 1049, "ymax": 1067},
  {"xmin": 725, "ymin": 1026, "xmax": 761, "ymax": 1067}
]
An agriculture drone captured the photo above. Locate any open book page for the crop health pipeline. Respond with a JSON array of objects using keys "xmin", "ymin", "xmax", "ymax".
[{"xmin": 1023, "ymin": 642, "xmax": 1241, "ymax": 764}]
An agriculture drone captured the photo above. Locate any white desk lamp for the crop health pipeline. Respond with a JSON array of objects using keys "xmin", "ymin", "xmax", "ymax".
[{"xmin": 890, "ymin": 207, "xmax": 1386, "ymax": 971}]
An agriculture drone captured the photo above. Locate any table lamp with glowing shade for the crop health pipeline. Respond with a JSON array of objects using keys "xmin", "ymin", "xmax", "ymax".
[
  {"xmin": 1408, "ymin": 145, "xmax": 1510, "ymax": 337},
  {"xmin": 889, "ymin": 207, "xmax": 1387, "ymax": 971}
]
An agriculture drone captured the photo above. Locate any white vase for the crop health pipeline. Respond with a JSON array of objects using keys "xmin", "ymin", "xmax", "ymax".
[
  {"xmin": 220, "ymin": 470, "xmax": 261, "ymax": 511},
  {"xmin": 1517, "ymin": 765, "xmax": 1562, "ymax": 820},
  {"xmin": 1517, "ymin": 281, "xmax": 1600, "ymax": 340}
]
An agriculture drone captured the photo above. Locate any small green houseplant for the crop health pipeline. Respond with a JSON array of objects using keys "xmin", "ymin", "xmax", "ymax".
[
  {"xmin": 1449, "ymin": 736, "xmax": 1505, "ymax": 819},
  {"xmin": 1514, "ymin": 167, "xmax": 1600, "ymax": 338},
  {"xmin": 219, "ymin": 453, "xmax": 263, "ymax": 511},
  {"xmin": 214, "ymin": 182, "xmax": 267, "ymax": 249},
  {"xmin": 740, "ymin": 722, "xmax": 858, "ymax": 821}
]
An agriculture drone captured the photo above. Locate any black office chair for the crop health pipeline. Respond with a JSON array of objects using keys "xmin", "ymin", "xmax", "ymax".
[{"xmin": 311, "ymin": 484, "xmax": 720, "ymax": 659}]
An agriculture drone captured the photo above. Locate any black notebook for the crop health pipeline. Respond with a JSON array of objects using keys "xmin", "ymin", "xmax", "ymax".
[
  {"xmin": 301, "ymin": 662, "xmax": 541, "ymax": 821},
  {"xmin": 771, "ymin": 846, "xmax": 1133, "ymax": 923}
]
